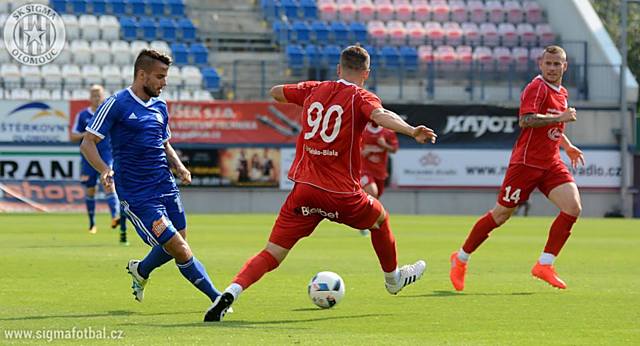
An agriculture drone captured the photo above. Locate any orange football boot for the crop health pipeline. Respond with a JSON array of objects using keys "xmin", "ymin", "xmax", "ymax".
[
  {"xmin": 449, "ymin": 251, "xmax": 467, "ymax": 291},
  {"xmin": 531, "ymin": 262, "xmax": 567, "ymax": 289},
  {"xmin": 111, "ymin": 216, "xmax": 121, "ymax": 229}
]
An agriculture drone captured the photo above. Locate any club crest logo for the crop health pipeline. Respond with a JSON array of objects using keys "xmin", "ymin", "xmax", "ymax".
[
  {"xmin": 3, "ymin": 4, "xmax": 66, "ymax": 66},
  {"xmin": 547, "ymin": 127, "xmax": 562, "ymax": 141}
]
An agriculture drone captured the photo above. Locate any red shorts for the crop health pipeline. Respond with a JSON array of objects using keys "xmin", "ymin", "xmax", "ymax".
[
  {"xmin": 360, "ymin": 173, "xmax": 386, "ymax": 197},
  {"xmin": 269, "ymin": 183, "xmax": 384, "ymax": 249},
  {"xmin": 498, "ymin": 161, "xmax": 575, "ymax": 208}
]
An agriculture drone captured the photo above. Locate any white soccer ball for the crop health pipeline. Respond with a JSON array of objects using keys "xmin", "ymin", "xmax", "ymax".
[{"xmin": 308, "ymin": 271, "xmax": 345, "ymax": 309}]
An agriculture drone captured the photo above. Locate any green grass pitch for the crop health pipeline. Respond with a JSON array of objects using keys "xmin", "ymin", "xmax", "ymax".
[{"xmin": 1, "ymin": 213, "xmax": 639, "ymax": 345}]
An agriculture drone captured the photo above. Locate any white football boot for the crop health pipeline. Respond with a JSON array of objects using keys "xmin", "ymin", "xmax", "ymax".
[
  {"xmin": 126, "ymin": 260, "xmax": 147, "ymax": 302},
  {"xmin": 385, "ymin": 260, "xmax": 427, "ymax": 295}
]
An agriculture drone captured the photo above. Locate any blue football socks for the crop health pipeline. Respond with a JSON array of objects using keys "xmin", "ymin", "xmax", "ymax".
[
  {"xmin": 105, "ymin": 192, "xmax": 120, "ymax": 219},
  {"xmin": 85, "ymin": 196, "xmax": 96, "ymax": 228},
  {"xmin": 177, "ymin": 256, "xmax": 221, "ymax": 302},
  {"xmin": 137, "ymin": 246, "xmax": 173, "ymax": 279}
]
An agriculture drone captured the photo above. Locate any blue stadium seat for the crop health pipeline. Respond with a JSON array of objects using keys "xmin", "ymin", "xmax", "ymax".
[
  {"xmin": 272, "ymin": 20, "xmax": 291, "ymax": 45},
  {"xmin": 399, "ymin": 46, "xmax": 418, "ymax": 71},
  {"xmin": 380, "ymin": 46, "xmax": 401, "ymax": 69},
  {"xmin": 201, "ymin": 67, "xmax": 220, "ymax": 92},
  {"xmin": 51, "ymin": 0, "xmax": 68, "ymax": 14},
  {"xmin": 178, "ymin": 18, "xmax": 196, "ymax": 42},
  {"xmin": 129, "ymin": 0, "xmax": 147, "ymax": 15},
  {"xmin": 292, "ymin": 21, "xmax": 311, "ymax": 44},
  {"xmin": 281, "ymin": 0, "xmax": 300, "ymax": 19},
  {"xmin": 260, "ymin": 0, "xmax": 278, "ymax": 20},
  {"xmin": 71, "ymin": 0, "xmax": 87, "ymax": 14},
  {"xmin": 119, "ymin": 17, "xmax": 138, "ymax": 41},
  {"xmin": 148, "ymin": 0, "xmax": 166, "ymax": 16},
  {"xmin": 305, "ymin": 44, "xmax": 321, "ymax": 66},
  {"xmin": 287, "ymin": 45, "xmax": 305, "ymax": 69},
  {"xmin": 311, "ymin": 20, "xmax": 329, "ymax": 43},
  {"xmin": 363, "ymin": 45, "xmax": 379, "ymax": 68},
  {"xmin": 139, "ymin": 18, "xmax": 157, "ymax": 41},
  {"xmin": 300, "ymin": 0, "xmax": 318, "ymax": 19},
  {"xmin": 330, "ymin": 21, "xmax": 349, "ymax": 45},
  {"xmin": 322, "ymin": 45, "xmax": 341, "ymax": 67},
  {"xmin": 190, "ymin": 43, "xmax": 209, "ymax": 66},
  {"xmin": 167, "ymin": 0, "xmax": 185, "ymax": 17},
  {"xmin": 159, "ymin": 18, "xmax": 177, "ymax": 42},
  {"xmin": 170, "ymin": 43, "xmax": 189, "ymax": 65},
  {"xmin": 89, "ymin": 0, "xmax": 107, "ymax": 15},
  {"xmin": 349, "ymin": 22, "xmax": 367, "ymax": 44},
  {"xmin": 110, "ymin": 0, "xmax": 127, "ymax": 16}
]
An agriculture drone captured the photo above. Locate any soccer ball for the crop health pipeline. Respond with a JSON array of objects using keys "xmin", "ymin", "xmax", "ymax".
[{"xmin": 308, "ymin": 271, "xmax": 345, "ymax": 309}]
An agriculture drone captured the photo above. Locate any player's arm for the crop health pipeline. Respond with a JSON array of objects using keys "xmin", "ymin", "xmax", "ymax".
[
  {"xmin": 69, "ymin": 131, "xmax": 84, "ymax": 142},
  {"xmin": 270, "ymin": 85, "xmax": 287, "ymax": 103},
  {"xmin": 164, "ymin": 141, "xmax": 191, "ymax": 185},
  {"xmin": 371, "ymin": 108, "xmax": 437, "ymax": 144},
  {"xmin": 376, "ymin": 136, "xmax": 398, "ymax": 153},
  {"xmin": 80, "ymin": 133, "xmax": 113, "ymax": 189},
  {"xmin": 560, "ymin": 134, "xmax": 585, "ymax": 168},
  {"xmin": 519, "ymin": 107, "xmax": 577, "ymax": 128}
]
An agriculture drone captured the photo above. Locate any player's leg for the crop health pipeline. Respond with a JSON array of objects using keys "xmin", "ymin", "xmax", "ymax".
[
  {"xmin": 104, "ymin": 183, "xmax": 121, "ymax": 229},
  {"xmin": 84, "ymin": 185, "xmax": 97, "ymax": 233},
  {"xmin": 358, "ymin": 174, "xmax": 377, "ymax": 237},
  {"xmin": 205, "ymin": 184, "xmax": 321, "ymax": 322}
]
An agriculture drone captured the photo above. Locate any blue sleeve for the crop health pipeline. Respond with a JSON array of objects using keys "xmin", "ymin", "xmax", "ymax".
[
  {"xmin": 86, "ymin": 96, "xmax": 118, "ymax": 139},
  {"xmin": 161, "ymin": 104, "xmax": 171, "ymax": 143},
  {"xmin": 72, "ymin": 112, "xmax": 86, "ymax": 134}
]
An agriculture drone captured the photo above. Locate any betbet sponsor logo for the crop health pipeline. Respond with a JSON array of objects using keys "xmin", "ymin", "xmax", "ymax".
[{"xmin": 300, "ymin": 206, "xmax": 339, "ymax": 219}]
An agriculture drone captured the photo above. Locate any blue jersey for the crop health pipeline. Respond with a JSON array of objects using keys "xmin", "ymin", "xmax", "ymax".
[
  {"xmin": 73, "ymin": 107, "xmax": 112, "ymax": 163},
  {"xmin": 85, "ymin": 88, "xmax": 177, "ymax": 203}
]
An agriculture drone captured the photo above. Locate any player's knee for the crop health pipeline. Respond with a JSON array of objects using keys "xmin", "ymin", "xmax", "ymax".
[
  {"xmin": 491, "ymin": 208, "xmax": 513, "ymax": 226},
  {"xmin": 164, "ymin": 234, "xmax": 192, "ymax": 263},
  {"xmin": 265, "ymin": 244, "xmax": 288, "ymax": 264},
  {"xmin": 178, "ymin": 228, "xmax": 187, "ymax": 239},
  {"xmin": 563, "ymin": 203, "xmax": 582, "ymax": 217},
  {"xmin": 86, "ymin": 187, "xmax": 96, "ymax": 197}
]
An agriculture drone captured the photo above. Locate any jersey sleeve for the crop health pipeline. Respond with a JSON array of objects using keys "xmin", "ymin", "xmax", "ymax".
[
  {"xmin": 161, "ymin": 105, "xmax": 171, "ymax": 143},
  {"xmin": 71, "ymin": 112, "xmax": 85, "ymax": 134},
  {"xmin": 386, "ymin": 130, "xmax": 399, "ymax": 151},
  {"xmin": 519, "ymin": 80, "xmax": 548, "ymax": 116},
  {"xmin": 357, "ymin": 91, "xmax": 383, "ymax": 121},
  {"xmin": 85, "ymin": 96, "xmax": 118, "ymax": 139},
  {"xmin": 282, "ymin": 81, "xmax": 320, "ymax": 106}
]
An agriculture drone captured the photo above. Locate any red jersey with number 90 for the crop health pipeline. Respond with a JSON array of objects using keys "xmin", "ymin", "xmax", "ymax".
[
  {"xmin": 509, "ymin": 75, "xmax": 569, "ymax": 169},
  {"xmin": 283, "ymin": 79, "xmax": 383, "ymax": 194}
]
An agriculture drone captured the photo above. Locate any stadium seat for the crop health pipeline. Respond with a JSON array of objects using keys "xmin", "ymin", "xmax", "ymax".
[
  {"xmin": 505, "ymin": 1, "xmax": 524, "ymax": 24},
  {"xmin": 193, "ymin": 89, "xmax": 213, "ymax": 101},
  {"xmin": 407, "ymin": 21, "xmax": 425, "ymax": 46},
  {"xmin": 380, "ymin": 46, "xmax": 401, "ymax": 69},
  {"xmin": 9, "ymin": 89, "xmax": 31, "ymax": 100},
  {"xmin": 120, "ymin": 65, "xmax": 133, "ymax": 85},
  {"xmin": 89, "ymin": 0, "xmax": 107, "ymax": 15},
  {"xmin": 71, "ymin": 40, "xmax": 92, "ymax": 64},
  {"xmin": 99, "ymin": 15, "xmax": 120, "ymax": 41},
  {"xmin": 102, "ymin": 65, "xmax": 124, "ymax": 90},
  {"xmin": 387, "ymin": 21, "xmax": 407, "ymax": 46},
  {"xmin": 431, "ymin": 0, "xmax": 450, "ymax": 22},
  {"xmin": 512, "ymin": 47, "xmax": 530, "ymax": 72},
  {"xmin": 473, "ymin": 46, "xmax": 494, "ymax": 71},
  {"xmin": 190, "ymin": 43, "xmax": 209, "ymax": 66},
  {"xmin": 150, "ymin": 40, "xmax": 172, "ymax": 56},
  {"xmin": 292, "ymin": 21, "xmax": 311, "ymax": 44},
  {"xmin": 450, "ymin": 0, "xmax": 467, "ymax": 23},
  {"xmin": 356, "ymin": 0, "xmax": 375, "ymax": 22},
  {"xmin": 201, "ymin": 67, "xmax": 220, "ymax": 92},
  {"xmin": 170, "ymin": 43, "xmax": 189, "ymax": 65},
  {"xmin": 181, "ymin": 66, "xmax": 203, "ymax": 90},
  {"xmin": 159, "ymin": 18, "xmax": 178, "ymax": 42},
  {"xmin": 62, "ymin": 15, "xmax": 80, "ymax": 41},
  {"xmin": 304, "ymin": 44, "xmax": 322, "ymax": 66},
  {"xmin": 499, "ymin": 23, "xmax": 518, "ymax": 47},
  {"xmin": 21, "ymin": 65, "xmax": 42, "ymax": 88},
  {"xmin": 300, "ymin": 0, "xmax": 318, "ymax": 19},
  {"xmin": 322, "ymin": 44, "xmax": 341, "ymax": 67},
  {"xmin": 338, "ymin": 1, "xmax": 357, "ymax": 22},
  {"xmin": 349, "ymin": 22, "xmax": 367, "ymax": 44},
  {"xmin": 260, "ymin": 0, "xmax": 278, "ymax": 20},
  {"xmin": 375, "ymin": 1, "xmax": 395, "ymax": 22},
  {"xmin": 32, "ymin": 89, "xmax": 53, "ymax": 100},
  {"xmin": 161, "ymin": 89, "xmax": 176, "ymax": 100},
  {"xmin": 395, "ymin": 2, "xmax": 413, "ymax": 22},
  {"xmin": 91, "ymin": 40, "xmax": 112, "ymax": 65},
  {"xmin": 272, "ymin": 20, "xmax": 290, "ymax": 45},
  {"xmin": 529, "ymin": 47, "xmax": 544, "ymax": 62},
  {"xmin": 130, "ymin": 40, "xmax": 150, "ymax": 57},
  {"xmin": 330, "ymin": 21, "xmax": 350, "ymax": 45},
  {"xmin": 110, "ymin": 0, "xmax": 127, "ymax": 16},
  {"xmin": 399, "ymin": 46, "xmax": 418, "ymax": 71},
  {"xmin": 178, "ymin": 18, "xmax": 196, "ymax": 42},
  {"xmin": 168, "ymin": 65, "xmax": 183, "ymax": 86},
  {"xmin": 167, "ymin": 0, "xmax": 186, "ymax": 17},
  {"xmin": 456, "ymin": 45, "xmax": 473, "ymax": 71},
  {"xmin": 468, "ymin": 0, "xmax": 486, "ymax": 24},
  {"xmin": 51, "ymin": 0, "xmax": 68, "ymax": 13},
  {"xmin": 62, "ymin": 64, "xmax": 83, "ymax": 89},
  {"xmin": 444, "ymin": 22, "xmax": 463, "ymax": 46},
  {"xmin": 178, "ymin": 90, "xmax": 193, "ymax": 100},
  {"xmin": 425, "ymin": 22, "xmax": 444, "ymax": 46},
  {"xmin": 462, "ymin": 22, "xmax": 480, "ymax": 46},
  {"xmin": 120, "ymin": 17, "xmax": 139, "ymax": 41},
  {"xmin": 413, "ymin": 0, "xmax": 430, "ymax": 21},
  {"xmin": 367, "ymin": 20, "xmax": 387, "ymax": 45},
  {"xmin": 79, "ymin": 14, "xmax": 100, "ymax": 40},
  {"xmin": 55, "ymin": 46, "xmax": 73, "ymax": 65},
  {"xmin": 486, "ymin": 0, "xmax": 504, "ymax": 24},
  {"xmin": 139, "ymin": 17, "xmax": 158, "ymax": 41},
  {"xmin": 281, "ymin": 0, "xmax": 300, "ymax": 19},
  {"xmin": 71, "ymin": 89, "xmax": 90, "ymax": 100},
  {"xmin": 524, "ymin": 1, "xmax": 543, "ymax": 24},
  {"xmin": 363, "ymin": 45, "xmax": 380, "ymax": 68},
  {"xmin": 0, "ymin": 40, "xmax": 10, "ymax": 65},
  {"xmin": 71, "ymin": 0, "xmax": 88, "ymax": 14},
  {"xmin": 480, "ymin": 23, "xmax": 499, "ymax": 47},
  {"xmin": 494, "ymin": 47, "xmax": 513, "ymax": 71},
  {"xmin": 148, "ymin": 0, "xmax": 167, "ymax": 16},
  {"xmin": 129, "ymin": 0, "xmax": 146, "ymax": 15},
  {"xmin": 111, "ymin": 40, "xmax": 132, "ymax": 65},
  {"xmin": 434, "ymin": 45, "xmax": 457, "ymax": 70},
  {"xmin": 50, "ymin": 89, "xmax": 64, "ymax": 100},
  {"xmin": 418, "ymin": 45, "xmax": 434, "ymax": 64},
  {"xmin": 517, "ymin": 23, "xmax": 536, "ymax": 47},
  {"xmin": 537, "ymin": 24, "xmax": 555, "ymax": 47},
  {"xmin": 286, "ymin": 45, "xmax": 305, "ymax": 70},
  {"xmin": 311, "ymin": 20, "xmax": 330, "ymax": 43},
  {"xmin": 319, "ymin": 1, "xmax": 338, "ymax": 21},
  {"xmin": 82, "ymin": 65, "xmax": 103, "ymax": 86}
]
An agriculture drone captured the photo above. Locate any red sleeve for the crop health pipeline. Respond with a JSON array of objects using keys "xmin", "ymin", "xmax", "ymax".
[
  {"xmin": 386, "ymin": 130, "xmax": 399, "ymax": 150},
  {"xmin": 282, "ymin": 81, "xmax": 321, "ymax": 106},
  {"xmin": 357, "ymin": 90, "xmax": 383, "ymax": 121},
  {"xmin": 519, "ymin": 79, "xmax": 548, "ymax": 116}
]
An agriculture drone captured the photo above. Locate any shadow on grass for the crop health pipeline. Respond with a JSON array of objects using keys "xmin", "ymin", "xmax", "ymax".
[
  {"xmin": 397, "ymin": 290, "xmax": 537, "ymax": 298},
  {"xmin": 135, "ymin": 313, "xmax": 393, "ymax": 329},
  {"xmin": 0, "ymin": 310, "xmax": 200, "ymax": 321}
]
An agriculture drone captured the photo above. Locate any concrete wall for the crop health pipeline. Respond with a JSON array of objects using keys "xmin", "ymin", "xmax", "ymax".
[{"xmin": 181, "ymin": 187, "xmax": 620, "ymax": 217}]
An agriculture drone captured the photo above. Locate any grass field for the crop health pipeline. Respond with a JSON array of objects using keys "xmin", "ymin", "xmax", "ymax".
[{"xmin": 1, "ymin": 213, "xmax": 639, "ymax": 345}]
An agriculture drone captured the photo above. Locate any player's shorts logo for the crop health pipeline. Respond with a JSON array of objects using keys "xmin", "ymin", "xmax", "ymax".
[
  {"xmin": 547, "ymin": 127, "xmax": 562, "ymax": 141},
  {"xmin": 3, "ymin": 4, "xmax": 66, "ymax": 66},
  {"xmin": 152, "ymin": 216, "xmax": 170, "ymax": 237}
]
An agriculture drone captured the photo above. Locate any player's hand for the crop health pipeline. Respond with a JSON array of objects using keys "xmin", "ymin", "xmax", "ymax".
[
  {"xmin": 176, "ymin": 166, "xmax": 192, "ymax": 185},
  {"xmin": 559, "ymin": 107, "xmax": 577, "ymax": 123},
  {"xmin": 376, "ymin": 136, "xmax": 388, "ymax": 147},
  {"xmin": 412, "ymin": 125, "xmax": 437, "ymax": 144},
  {"xmin": 565, "ymin": 145, "xmax": 585, "ymax": 169},
  {"xmin": 99, "ymin": 169, "xmax": 114, "ymax": 190}
]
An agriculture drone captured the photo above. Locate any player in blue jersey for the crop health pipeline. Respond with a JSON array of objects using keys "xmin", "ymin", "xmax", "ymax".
[
  {"xmin": 69, "ymin": 84, "xmax": 128, "ymax": 244},
  {"xmin": 80, "ymin": 49, "xmax": 221, "ymax": 306}
]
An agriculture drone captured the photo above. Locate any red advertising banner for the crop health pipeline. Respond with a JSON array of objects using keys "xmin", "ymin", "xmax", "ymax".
[{"xmin": 70, "ymin": 100, "xmax": 302, "ymax": 144}]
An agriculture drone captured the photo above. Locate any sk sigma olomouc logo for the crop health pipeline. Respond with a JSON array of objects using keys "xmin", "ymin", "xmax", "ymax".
[{"xmin": 3, "ymin": 4, "xmax": 66, "ymax": 66}]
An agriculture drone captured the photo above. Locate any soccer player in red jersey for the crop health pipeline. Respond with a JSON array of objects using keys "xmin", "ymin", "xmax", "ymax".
[
  {"xmin": 205, "ymin": 46, "xmax": 437, "ymax": 322},
  {"xmin": 449, "ymin": 45, "xmax": 584, "ymax": 291},
  {"xmin": 360, "ymin": 122, "xmax": 399, "ymax": 199}
]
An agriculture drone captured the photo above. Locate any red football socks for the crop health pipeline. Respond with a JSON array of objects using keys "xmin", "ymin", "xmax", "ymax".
[
  {"xmin": 462, "ymin": 212, "xmax": 499, "ymax": 254},
  {"xmin": 233, "ymin": 250, "xmax": 280, "ymax": 289},
  {"xmin": 544, "ymin": 211, "xmax": 578, "ymax": 255},
  {"xmin": 370, "ymin": 216, "xmax": 398, "ymax": 273}
]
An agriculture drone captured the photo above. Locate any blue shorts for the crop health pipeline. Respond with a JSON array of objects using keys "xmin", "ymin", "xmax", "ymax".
[
  {"xmin": 80, "ymin": 159, "xmax": 112, "ymax": 188},
  {"xmin": 121, "ymin": 193, "xmax": 187, "ymax": 246}
]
